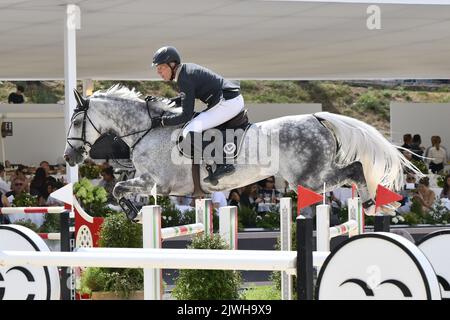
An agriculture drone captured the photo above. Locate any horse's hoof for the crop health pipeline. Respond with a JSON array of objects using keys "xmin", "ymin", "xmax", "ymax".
[
  {"xmin": 364, "ymin": 205, "xmax": 376, "ymax": 216},
  {"xmin": 380, "ymin": 204, "xmax": 397, "ymax": 216}
]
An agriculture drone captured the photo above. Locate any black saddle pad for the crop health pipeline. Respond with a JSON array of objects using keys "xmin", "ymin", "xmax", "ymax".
[{"xmin": 89, "ymin": 132, "xmax": 130, "ymax": 159}]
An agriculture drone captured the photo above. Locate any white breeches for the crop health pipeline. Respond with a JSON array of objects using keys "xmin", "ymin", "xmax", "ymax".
[{"xmin": 182, "ymin": 94, "xmax": 244, "ymax": 138}]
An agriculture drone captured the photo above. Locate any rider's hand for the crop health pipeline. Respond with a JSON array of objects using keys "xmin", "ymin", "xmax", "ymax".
[{"xmin": 145, "ymin": 95, "xmax": 156, "ymax": 102}]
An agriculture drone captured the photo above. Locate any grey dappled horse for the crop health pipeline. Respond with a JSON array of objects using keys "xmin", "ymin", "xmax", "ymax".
[{"xmin": 64, "ymin": 86, "xmax": 420, "ymax": 215}]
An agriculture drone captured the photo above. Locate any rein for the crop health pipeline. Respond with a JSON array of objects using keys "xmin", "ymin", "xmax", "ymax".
[{"xmin": 66, "ymin": 97, "xmax": 163, "ymax": 162}]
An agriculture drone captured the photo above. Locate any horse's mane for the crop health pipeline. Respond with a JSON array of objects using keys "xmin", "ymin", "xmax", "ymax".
[{"xmin": 91, "ymin": 84, "xmax": 180, "ymax": 113}]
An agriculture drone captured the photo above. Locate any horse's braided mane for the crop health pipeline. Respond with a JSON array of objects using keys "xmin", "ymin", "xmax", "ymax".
[{"xmin": 91, "ymin": 84, "xmax": 180, "ymax": 113}]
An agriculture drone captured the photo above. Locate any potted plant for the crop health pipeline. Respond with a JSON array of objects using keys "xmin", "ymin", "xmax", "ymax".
[
  {"xmin": 79, "ymin": 212, "xmax": 144, "ymax": 299},
  {"xmin": 74, "ymin": 178, "xmax": 113, "ymax": 217},
  {"xmin": 172, "ymin": 234, "xmax": 242, "ymax": 300}
]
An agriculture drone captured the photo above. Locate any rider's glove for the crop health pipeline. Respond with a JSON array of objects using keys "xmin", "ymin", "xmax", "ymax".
[{"xmin": 145, "ymin": 95, "xmax": 156, "ymax": 102}]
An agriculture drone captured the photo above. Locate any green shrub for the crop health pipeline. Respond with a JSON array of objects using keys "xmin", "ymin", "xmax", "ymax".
[
  {"xmin": 79, "ymin": 164, "xmax": 102, "ymax": 179},
  {"xmin": 12, "ymin": 193, "xmax": 38, "ymax": 207},
  {"xmin": 13, "ymin": 219, "xmax": 39, "ymax": 232},
  {"xmin": 238, "ymin": 205, "xmax": 258, "ymax": 229},
  {"xmin": 411, "ymin": 159, "xmax": 428, "ymax": 174},
  {"xmin": 39, "ymin": 214, "xmax": 60, "ymax": 233},
  {"xmin": 80, "ymin": 212, "xmax": 144, "ymax": 299},
  {"xmin": 172, "ymin": 234, "xmax": 242, "ymax": 300},
  {"xmin": 271, "ymin": 222, "xmax": 297, "ymax": 299},
  {"xmin": 99, "ymin": 212, "xmax": 142, "ymax": 248},
  {"xmin": 80, "ymin": 267, "xmax": 143, "ymax": 299},
  {"xmin": 242, "ymin": 285, "xmax": 280, "ymax": 300},
  {"xmin": 255, "ymin": 211, "xmax": 280, "ymax": 229}
]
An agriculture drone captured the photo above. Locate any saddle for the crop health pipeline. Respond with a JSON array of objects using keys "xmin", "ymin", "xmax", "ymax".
[
  {"xmin": 176, "ymin": 109, "xmax": 251, "ymax": 161},
  {"xmin": 176, "ymin": 109, "xmax": 251, "ymax": 196}
]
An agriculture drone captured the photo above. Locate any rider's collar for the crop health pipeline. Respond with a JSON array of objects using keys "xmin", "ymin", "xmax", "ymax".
[{"xmin": 174, "ymin": 63, "xmax": 183, "ymax": 82}]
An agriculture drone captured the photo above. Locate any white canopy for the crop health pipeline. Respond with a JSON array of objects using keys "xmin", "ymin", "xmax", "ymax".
[{"xmin": 1, "ymin": 0, "xmax": 450, "ymax": 80}]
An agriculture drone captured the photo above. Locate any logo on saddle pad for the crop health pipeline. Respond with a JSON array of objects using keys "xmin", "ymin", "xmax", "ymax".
[{"xmin": 223, "ymin": 142, "xmax": 236, "ymax": 155}]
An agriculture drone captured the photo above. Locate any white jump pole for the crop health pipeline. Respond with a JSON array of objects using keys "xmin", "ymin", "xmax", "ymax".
[
  {"xmin": 280, "ymin": 197, "xmax": 293, "ymax": 300},
  {"xmin": 219, "ymin": 206, "xmax": 238, "ymax": 250},
  {"xmin": 316, "ymin": 204, "xmax": 331, "ymax": 252},
  {"xmin": 141, "ymin": 205, "xmax": 162, "ymax": 300}
]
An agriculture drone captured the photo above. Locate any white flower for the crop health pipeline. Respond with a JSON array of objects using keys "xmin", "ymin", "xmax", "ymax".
[
  {"xmin": 256, "ymin": 216, "xmax": 262, "ymax": 221},
  {"xmin": 392, "ymin": 217, "xmax": 398, "ymax": 224},
  {"xmin": 398, "ymin": 216, "xmax": 405, "ymax": 222}
]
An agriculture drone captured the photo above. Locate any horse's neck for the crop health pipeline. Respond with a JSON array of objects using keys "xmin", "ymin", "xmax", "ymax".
[{"xmin": 93, "ymin": 101, "xmax": 150, "ymax": 147}]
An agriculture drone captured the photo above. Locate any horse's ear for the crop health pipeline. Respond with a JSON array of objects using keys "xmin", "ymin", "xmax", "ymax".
[{"xmin": 73, "ymin": 89, "xmax": 86, "ymax": 108}]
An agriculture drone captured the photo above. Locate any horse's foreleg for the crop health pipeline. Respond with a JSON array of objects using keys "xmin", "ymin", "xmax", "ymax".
[{"xmin": 112, "ymin": 174, "xmax": 155, "ymax": 199}]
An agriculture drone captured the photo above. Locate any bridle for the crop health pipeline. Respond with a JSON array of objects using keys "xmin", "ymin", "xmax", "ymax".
[{"xmin": 66, "ymin": 90, "xmax": 161, "ymax": 161}]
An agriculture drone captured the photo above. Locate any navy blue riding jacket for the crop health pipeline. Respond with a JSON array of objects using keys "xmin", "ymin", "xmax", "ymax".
[{"xmin": 162, "ymin": 63, "xmax": 240, "ymax": 126}]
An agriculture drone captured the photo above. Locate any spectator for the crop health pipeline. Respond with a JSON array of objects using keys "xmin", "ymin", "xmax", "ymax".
[
  {"xmin": 413, "ymin": 177, "xmax": 436, "ymax": 214},
  {"xmin": 0, "ymin": 164, "xmax": 11, "ymax": 195},
  {"xmin": 8, "ymin": 85, "xmax": 25, "ymax": 104},
  {"xmin": 240, "ymin": 184, "xmax": 259, "ymax": 210},
  {"xmin": 45, "ymin": 180, "xmax": 65, "ymax": 206},
  {"xmin": 5, "ymin": 177, "xmax": 28, "ymax": 205},
  {"xmin": 30, "ymin": 167, "xmax": 49, "ymax": 201},
  {"xmin": 211, "ymin": 191, "xmax": 228, "ymax": 209},
  {"xmin": 11, "ymin": 166, "xmax": 30, "ymax": 193},
  {"xmin": 440, "ymin": 174, "xmax": 450, "ymax": 200},
  {"xmin": 257, "ymin": 177, "xmax": 281, "ymax": 204},
  {"xmin": 169, "ymin": 196, "xmax": 194, "ymax": 214},
  {"xmin": 3, "ymin": 177, "xmax": 44, "ymax": 225},
  {"xmin": 410, "ymin": 134, "xmax": 424, "ymax": 160},
  {"xmin": 397, "ymin": 174, "xmax": 417, "ymax": 212},
  {"xmin": 228, "ymin": 189, "xmax": 240, "ymax": 207},
  {"xmin": 0, "ymin": 191, "xmax": 10, "ymax": 224},
  {"xmin": 40, "ymin": 161, "xmax": 57, "ymax": 184},
  {"xmin": 426, "ymin": 136, "xmax": 448, "ymax": 174},
  {"xmin": 401, "ymin": 134, "xmax": 413, "ymax": 150},
  {"xmin": 99, "ymin": 166, "xmax": 117, "ymax": 203}
]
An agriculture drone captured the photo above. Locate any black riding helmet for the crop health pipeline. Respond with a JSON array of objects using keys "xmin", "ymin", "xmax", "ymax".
[{"xmin": 152, "ymin": 46, "xmax": 181, "ymax": 67}]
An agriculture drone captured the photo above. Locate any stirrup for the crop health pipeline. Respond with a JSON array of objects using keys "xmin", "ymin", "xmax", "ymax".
[
  {"xmin": 119, "ymin": 197, "xmax": 140, "ymax": 222},
  {"xmin": 203, "ymin": 164, "xmax": 218, "ymax": 186}
]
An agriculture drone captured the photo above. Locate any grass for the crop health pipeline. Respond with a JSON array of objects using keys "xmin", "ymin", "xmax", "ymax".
[{"xmin": 241, "ymin": 284, "xmax": 280, "ymax": 300}]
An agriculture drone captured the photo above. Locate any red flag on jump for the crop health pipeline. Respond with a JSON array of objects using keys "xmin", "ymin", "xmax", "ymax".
[
  {"xmin": 297, "ymin": 185, "xmax": 323, "ymax": 213},
  {"xmin": 375, "ymin": 185, "xmax": 402, "ymax": 208}
]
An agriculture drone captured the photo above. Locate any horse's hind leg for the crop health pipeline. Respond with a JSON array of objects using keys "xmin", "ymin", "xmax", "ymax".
[{"xmin": 322, "ymin": 161, "xmax": 376, "ymax": 216}]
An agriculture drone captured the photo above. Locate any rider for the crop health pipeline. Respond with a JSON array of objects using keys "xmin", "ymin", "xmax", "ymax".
[{"xmin": 150, "ymin": 46, "xmax": 244, "ymax": 183}]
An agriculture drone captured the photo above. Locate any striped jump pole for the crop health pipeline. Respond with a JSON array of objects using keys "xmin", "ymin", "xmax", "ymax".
[
  {"xmin": 38, "ymin": 233, "xmax": 61, "ymax": 240},
  {"xmin": 316, "ymin": 197, "xmax": 364, "ymax": 252},
  {"xmin": 161, "ymin": 223, "xmax": 204, "ymax": 240},
  {"xmin": 0, "ymin": 207, "xmax": 67, "ymax": 214}
]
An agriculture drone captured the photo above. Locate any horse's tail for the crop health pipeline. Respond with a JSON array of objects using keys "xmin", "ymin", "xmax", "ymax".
[{"xmin": 314, "ymin": 112, "xmax": 422, "ymax": 197}]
